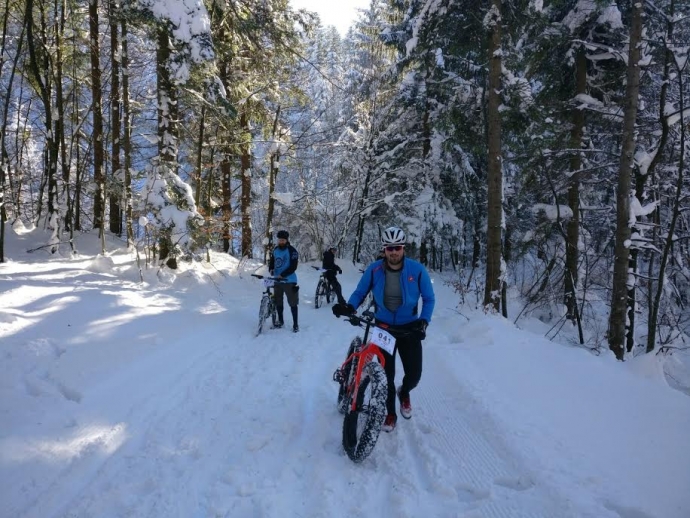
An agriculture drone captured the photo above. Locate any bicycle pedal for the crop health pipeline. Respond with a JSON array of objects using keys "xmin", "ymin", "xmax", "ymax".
[{"xmin": 333, "ymin": 369, "xmax": 344, "ymax": 383}]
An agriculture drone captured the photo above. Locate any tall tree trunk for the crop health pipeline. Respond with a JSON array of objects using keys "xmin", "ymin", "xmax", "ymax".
[
  {"xmin": 0, "ymin": 1, "xmax": 26, "ymax": 261},
  {"xmin": 26, "ymin": 0, "xmax": 60, "ymax": 251},
  {"xmin": 264, "ymin": 106, "xmax": 281, "ymax": 264},
  {"xmin": 608, "ymin": 0, "xmax": 644, "ymax": 360},
  {"xmin": 89, "ymin": 0, "xmax": 105, "ymax": 238},
  {"xmin": 121, "ymin": 17, "xmax": 133, "ymax": 246},
  {"xmin": 156, "ymin": 23, "xmax": 177, "ymax": 266},
  {"xmin": 353, "ymin": 157, "xmax": 373, "ymax": 264},
  {"xmin": 0, "ymin": 0, "xmax": 9, "ymax": 260},
  {"xmin": 194, "ymin": 105, "xmax": 205, "ymax": 208},
  {"xmin": 565, "ymin": 48, "xmax": 586, "ymax": 321},
  {"xmin": 645, "ymin": 0, "xmax": 674, "ymax": 353},
  {"xmin": 626, "ymin": 27, "xmax": 671, "ymax": 352},
  {"xmin": 71, "ymin": 26, "xmax": 82, "ymax": 231},
  {"xmin": 483, "ymin": 0, "xmax": 503, "ymax": 312},
  {"xmin": 215, "ymin": 57, "xmax": 233, "ymax": 254},
  {"xmin": 220, "ymin": 153, "xmax": 231, "ymax": 253},
  {"xmin": 648, "ymin": 29, "xmax": 684, "ymax": 354},
  {"xmin": 109, "ymin": 0, "xmax": 122, "ymax": 235},
  {"xmin": 55, "ymin": 0, "xmax": 73, "ymax": 251},
  {"xmin": 240, "ymin": 111, "xmax": 252, "ymax": 258}
]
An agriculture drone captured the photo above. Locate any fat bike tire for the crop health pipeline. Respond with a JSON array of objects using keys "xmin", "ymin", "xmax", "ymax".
[
  {"xmin": 337, "ymin": 337, "xmax": 362, "ymax": 414},
  {"xmin": 342, "ymin": 361, "xmax": 387, "ymax": 463},
  {"xmin": 270, "ymin": 299, "xmax": 278, "ymax": 328},
  {"xmin": 257, "ymin": 296, "xmax": 270, "ymax": 336},
  {"xmin": 315, "ymin": 280, "xmax": 325, "ymax": 309}
]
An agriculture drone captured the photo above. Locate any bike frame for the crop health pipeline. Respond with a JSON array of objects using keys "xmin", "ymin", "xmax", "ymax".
[
  {"xmin": 251, "ymin": 274, "xmax": 287, "ymax": 334},
  {"xmin": 340, "ymin": 314, "xmax": 388, "ymax": 413},
  {"xmin": 312, "ymin": 266, "xmax": 334, "ymax": 297},
  {"xmin": 252, "ymin": 273, "xmax": 278, "ymax": 299},
  {"xmin": 262, "ymin": 283, "xmax": 275, "ymax": 300}
]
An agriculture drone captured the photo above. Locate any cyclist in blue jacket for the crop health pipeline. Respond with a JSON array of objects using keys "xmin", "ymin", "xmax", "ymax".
[
  {"xmin": 269, "ymin": 230, "xmax": 300, "ymax": 332},
  {"xmin": 333, "ymin": 226, "xmax": 435, "ymax": 432}
]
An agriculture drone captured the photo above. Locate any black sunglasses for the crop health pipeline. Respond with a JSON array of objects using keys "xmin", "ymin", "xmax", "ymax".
[{"xmin": 385, "ymin": 245, "xmax": 403, "ymax": 252}]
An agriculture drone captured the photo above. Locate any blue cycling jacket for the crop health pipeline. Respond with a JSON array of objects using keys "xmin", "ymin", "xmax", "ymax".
[
  {"xmin": 269, "ymin": 245, "xmax": 298, "ymax": 284},
  {"xmin": 348, "ymin": 258, "xmax": 435, "ymax": 325}
]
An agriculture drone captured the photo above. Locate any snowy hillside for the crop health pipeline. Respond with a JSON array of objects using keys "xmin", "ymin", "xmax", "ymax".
[{"xmin": 1, "ymin": 227, "xmax": 689, "ymax": 518}]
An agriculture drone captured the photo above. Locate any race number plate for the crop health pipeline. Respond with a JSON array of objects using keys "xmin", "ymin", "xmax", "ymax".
[
  {"xmin": 263, "ymin": 279, "xmax": 276, "ymax": 288},
  {"xmin": 371, "ymin": 327, "xmax": 396, "ymax": 355}
]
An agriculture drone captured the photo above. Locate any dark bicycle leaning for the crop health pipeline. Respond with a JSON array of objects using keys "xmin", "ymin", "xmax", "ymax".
[
  {"xmin": 251, "ymin": 273, "xmax": 284, "ymax": 336},
  {"xmin": 312, "ymin": 265, "xmax": 335, "ymax": 309}
]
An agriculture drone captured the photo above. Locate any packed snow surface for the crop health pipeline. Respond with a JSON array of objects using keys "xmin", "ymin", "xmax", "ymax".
[{"xmin": 1, "ymin": 228, "xmax": 689, "ymax": 518}]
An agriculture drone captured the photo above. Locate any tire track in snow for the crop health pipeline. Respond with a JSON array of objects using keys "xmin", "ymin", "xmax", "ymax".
[
  {"xmin": 8, "ymin": 265, "xmax": 609, "ymax": 518},
  {"xmin": 19, "ymin": 299, "xmax": 259, "ymax": 518},
  {"xmin": 405, "ymin": 343, "xmax": 583, "ymax": 518}
]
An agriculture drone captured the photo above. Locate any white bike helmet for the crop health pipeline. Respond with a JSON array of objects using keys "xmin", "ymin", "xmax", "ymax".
[{"xmin": 381, "ymin": 226, "xmax": 406, "ymax": 246}]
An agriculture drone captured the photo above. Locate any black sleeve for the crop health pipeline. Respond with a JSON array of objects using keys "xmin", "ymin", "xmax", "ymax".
[{"xmin": 280, "ymin": 246, "xmax": 299, "ymax": 277}]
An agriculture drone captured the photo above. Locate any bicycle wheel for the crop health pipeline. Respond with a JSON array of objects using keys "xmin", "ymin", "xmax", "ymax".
[
  {"xmin": 257, "ymin": 295, "xmax": 270, "ymax": 336},
  {"xmin": 269, "ymin": 297, "xmax": 278, "ymax": 328},
  {"xmin": 337, "ymin": 337, "xmax": 362, "ymax": 414},
  {"xmin": 315, "ymin": 279, "xmax": 325, "ymax": 309},
  {"xmin": 342, "ymin": 361, "xmax": 388, "ymax": 463}
]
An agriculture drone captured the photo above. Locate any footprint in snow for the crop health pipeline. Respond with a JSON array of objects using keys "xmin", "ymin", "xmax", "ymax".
[{"xmin": 493, "ymin": 475, "xmax": 535, "ymax": 492}]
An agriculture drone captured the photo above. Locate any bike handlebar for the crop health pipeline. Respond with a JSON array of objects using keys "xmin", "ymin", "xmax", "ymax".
[
  {"xmin": 344, "ymin": 310, "xmax": 376, "ymax": 327},
  {"xmin": 342, "ymin": 310, "xmax": 418, "ymax": 337},
  {"xmin": 313, "ymin": 265, "xmax": 339, "ymax": 275},
  {"xmin": 251, "ymin": 274, "xmax": 287, "ymax": 282}
]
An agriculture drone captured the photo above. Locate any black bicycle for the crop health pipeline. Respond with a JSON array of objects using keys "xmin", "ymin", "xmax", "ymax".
[
  {"xmin": 312, "ymin": 266, "xmax": 335, "ymax": 309},
  {"xmin": 333, "ymin": 311, "xmax": 392, "ymax": 463},
  {"xmin": 251, "ymin": 273, "xmax": 282, "ymax": 336}
]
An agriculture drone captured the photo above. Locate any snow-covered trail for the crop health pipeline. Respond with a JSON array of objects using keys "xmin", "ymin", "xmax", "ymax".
[{"xmin": 3, "ymin": 238, "xmax": 688, "ymax": 518}]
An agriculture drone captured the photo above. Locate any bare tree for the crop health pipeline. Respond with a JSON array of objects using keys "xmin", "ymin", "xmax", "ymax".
[
  {"xmin": 483, "ymin": 0, "xmax": 503, "ymax": 312},
  {"xmin": 121, "ymin": 16, "xmax": 133, "ymax": 246},
  {"xmin": 0, "ymin": 0, "xmax": 26, "ymax": 261},
  {"xmin": 26, "ymin": 0, "xmax": 61, "ymax": 251},
  {"xmin": 648, "ymin": 0, "xmax": 685, "ymax": 354},
  {"xmin": 155, "ymin": 22, "xmax": 178, "ymax": 267},
  {"xmin": 565, "ymin": 48, "xmax": 586, "ymax": 323},
  {"xmin": 239, "ymin": 110, "xmax": 252, "ymax": 258},
  {"xmin": 608, "ymin": 0, "xmax": 644, "ymax": 360},
  {"xmin": 109, "ymin": 0, "xmax": 122, "ymax": 235},
  {"xmin": 89, "ymin": 0, "xmax": 105, "ymax": 243},
  {"xmin": 264, "ymin": 105, "xmax": 281, "ymax": 264}
]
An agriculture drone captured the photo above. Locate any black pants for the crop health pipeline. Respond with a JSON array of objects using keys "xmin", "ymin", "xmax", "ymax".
[
  {"xmin": 380, "ymin": 330, "xmax": 422, "ymax": 417},
  {"xmin": 274, "ymin": 283, "xmax": 299, "ymax": 309},
  {"xmin": 325, "ymin": 270, "xmax": 346, "ymax": 304}
]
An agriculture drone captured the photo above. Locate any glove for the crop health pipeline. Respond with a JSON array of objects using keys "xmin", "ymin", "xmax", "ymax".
[
  {"xmin": 412, "ymin": 319, "xmax": 428, "ymax": 340},
  {"xmin": 337, "ymin": 267, "xmax": 343, "ymax": 274},
  {"xmin": 332, "ymin": 303, "xmax": 356, "ymax": 318}
]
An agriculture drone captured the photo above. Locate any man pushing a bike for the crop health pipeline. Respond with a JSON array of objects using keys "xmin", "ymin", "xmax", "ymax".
[
  {"xmin": 269, "ymin": 230, "xmax": 300, "ymax": 332},
  {"xmin": 333, "ymin": 226, "xmax": 435, "ymax": 432}
]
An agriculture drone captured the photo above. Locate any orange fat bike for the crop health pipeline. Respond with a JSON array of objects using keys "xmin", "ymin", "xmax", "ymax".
[{"xmin": 333, "ymin": 310, "xmax": 395, "ymax": 462}]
